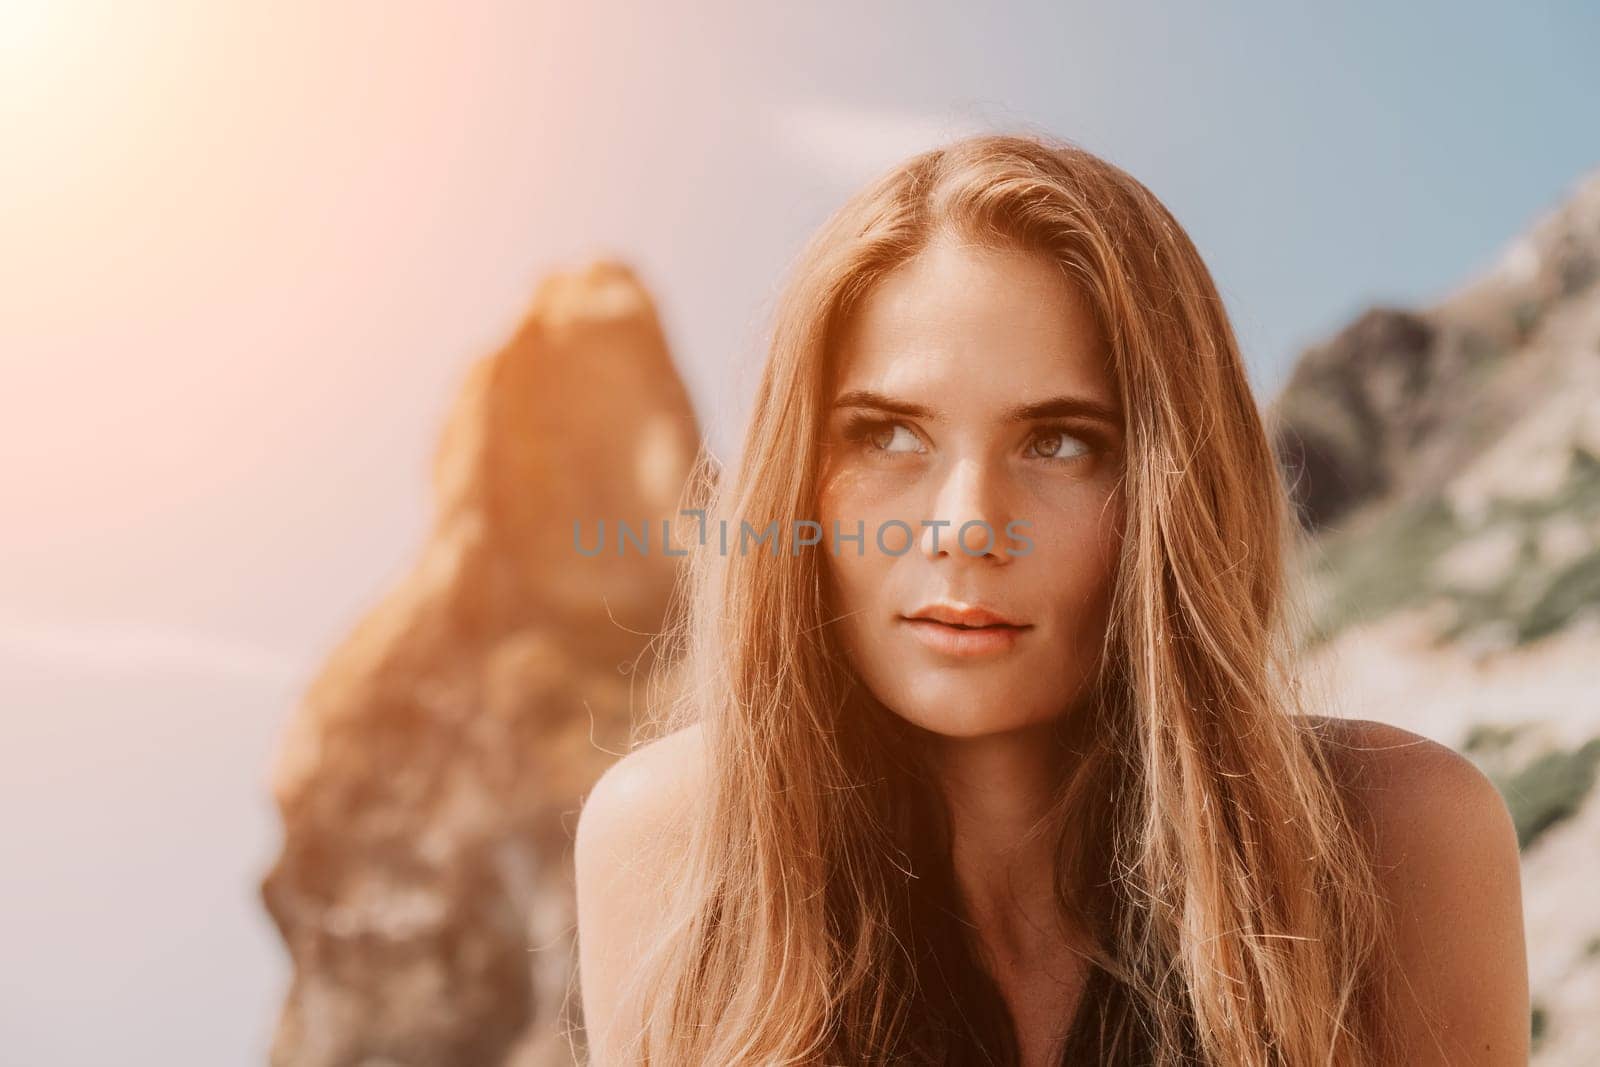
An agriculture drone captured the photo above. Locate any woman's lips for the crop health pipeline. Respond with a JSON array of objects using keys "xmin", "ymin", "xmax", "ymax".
[{"xmin": 900, "ymin": 617, "xmax": 1031, "ymax": 658}]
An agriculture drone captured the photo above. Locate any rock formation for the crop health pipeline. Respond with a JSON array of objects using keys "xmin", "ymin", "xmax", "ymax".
[
  {"xmin": 1274, "ymin": 166, "xmax": 1600, "ymax": 1065},
  {"xmin": 261, "ymin": 260, "xmax": 700, "ymax": 1066}
]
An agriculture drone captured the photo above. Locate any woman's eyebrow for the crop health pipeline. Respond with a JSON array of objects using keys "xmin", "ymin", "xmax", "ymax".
[
  {"xmin": 831, "ymin": 389, "xmax": 937, "ymax": 418},
  {"xmin": 831, "ymin": 388, "xmax": 1121, "ymax": 426},
  {"xmin": 1005, "ymin": 395, "xmax": 1122, "ymax": 426}
]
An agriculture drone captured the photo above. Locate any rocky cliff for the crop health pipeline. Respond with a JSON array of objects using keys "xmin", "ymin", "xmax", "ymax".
[
  {"xmin": 261, "ymin": 261, "xmax": 699, "ymax": 1066},
  {"xmin": 1273, "ymin": 167, "xmax": 1600, "ymax": 1065}
]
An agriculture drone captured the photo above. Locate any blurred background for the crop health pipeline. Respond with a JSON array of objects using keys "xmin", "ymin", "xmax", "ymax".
[{"xmin": 3, "ymin": 1, "xmax": 1598, "ymax": 1064}]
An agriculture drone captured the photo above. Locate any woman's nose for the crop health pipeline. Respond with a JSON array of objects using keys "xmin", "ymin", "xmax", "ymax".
[{"xmin": 918, "ymin": 457, "xmax": 1014, "ymax": 563}]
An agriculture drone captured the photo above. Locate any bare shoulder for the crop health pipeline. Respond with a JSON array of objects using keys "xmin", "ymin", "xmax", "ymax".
[
  {"xmin": 577, "ymin": 722, "xmax": 706, "ymax": 849},
  {"xmin": 1300, "ymin": 715, "xmax": 1529, "ymax": 1065},
  {"xmin": 1300, "ymin": 716, "xmax": 1515, "ymax": 852},
  {"xmin": 1301, "ymin": 715, "xmax": 1491, "ymax": 811},
  {"xmin": 573, "ymin": 723, "xmax": 706, "ymax": 1060},
  {"xmin": 575, "ymin": 719, "xmax": 706, "ymax": 898}
]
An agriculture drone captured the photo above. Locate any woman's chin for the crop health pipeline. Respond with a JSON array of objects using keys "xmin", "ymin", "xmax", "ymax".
[{"xmin": 884, "ymin": 698, "xmax": 1059, "ymax": 742}]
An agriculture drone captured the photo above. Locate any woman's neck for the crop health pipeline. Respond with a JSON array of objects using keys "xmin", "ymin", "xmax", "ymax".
[{"xmin": 922, "ymin": 717, "xmax": 1079, "ymax": 962}]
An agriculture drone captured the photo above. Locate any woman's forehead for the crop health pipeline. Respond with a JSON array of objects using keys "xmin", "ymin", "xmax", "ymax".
[{"xmin": 830, "ymin": 243, "xmax": 1115, "ymax": 417}]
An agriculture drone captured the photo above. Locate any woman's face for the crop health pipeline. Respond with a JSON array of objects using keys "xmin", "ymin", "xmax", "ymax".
[{"xmin": 818, "ymin": 233, "xmax": 1125, "ymax": 740}]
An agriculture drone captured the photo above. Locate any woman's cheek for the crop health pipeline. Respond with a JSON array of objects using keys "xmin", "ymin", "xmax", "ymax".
[
  {"xmin": 819, "ymin": 460, "xmax": 912, "ymax": 537},
  {"xmin": 1025, "ymin": 473, "xmax": 1120, "ymax": 534}
]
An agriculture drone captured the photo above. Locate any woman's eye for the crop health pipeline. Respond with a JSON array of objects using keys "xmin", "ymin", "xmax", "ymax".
[
  {"xmin": 843, "ymin": 416, "xmax": 923, "ymax": 455},
  {"xmin": 1028, "ymin": 428, "xmax": 1091, "ymax": 460},
  {"xmin": 873, "ymin": 423, "xmax": 922, "ymax": 453},
  {"xmin": 839, "ymin": 417, "xmax": 1095, "ymax": 461}
]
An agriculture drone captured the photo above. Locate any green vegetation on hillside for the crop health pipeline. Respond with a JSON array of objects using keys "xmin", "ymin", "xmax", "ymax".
[
  {"xmin": 1299, "ymin": 494, "xmax": 1460, "ymax": 647},
  {"xmin": 1497, "ymin": 738, "xmax": 1600, "ymax": 849},
  {"xmin": 1300, "ymin": 447, "xmax": 1600, "ymax": 649},
  {"xmin": 1463, "ymin": 722, "xmax": 1600, "ymax": 851}
]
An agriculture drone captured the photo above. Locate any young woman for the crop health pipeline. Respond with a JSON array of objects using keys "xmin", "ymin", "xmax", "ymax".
[{"xmin": 573, "ymin": 133, "xmax": 1528, "ymax": 1065}]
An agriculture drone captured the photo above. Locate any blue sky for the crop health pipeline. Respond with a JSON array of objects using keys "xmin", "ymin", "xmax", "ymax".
[{"xmin": 1, "ymin": 2, "xmax": 1596, "ymax": 1063}]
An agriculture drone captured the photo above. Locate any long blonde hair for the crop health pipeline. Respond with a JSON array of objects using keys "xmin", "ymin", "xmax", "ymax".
[{"xmin": 604, "ymin": 131, "xmax": 1399, "ymax": 1065}]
